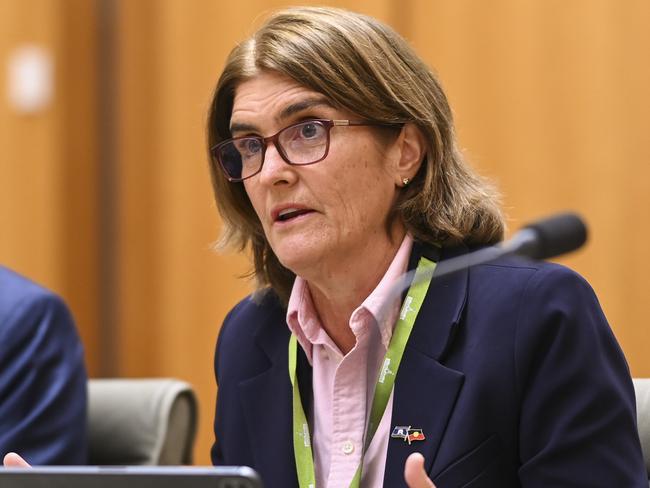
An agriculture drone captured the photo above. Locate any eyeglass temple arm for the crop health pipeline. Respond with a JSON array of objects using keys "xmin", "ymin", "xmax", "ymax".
[{"xmin": 332, "ymin": 119, "xmax": 403, "ymax": 128}]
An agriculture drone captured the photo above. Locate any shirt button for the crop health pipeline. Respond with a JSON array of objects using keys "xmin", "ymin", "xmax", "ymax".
[{"xmin": 342, "ymin": 440, "xmax": 354, "ymax": 455}]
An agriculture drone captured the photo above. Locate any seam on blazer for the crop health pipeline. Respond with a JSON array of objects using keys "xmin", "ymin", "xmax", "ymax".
[
  {"xmin": 512, "ymin": 267, "xmax": 540, "ymax": 416},
  {"xmin": 478, "ymin": 261, "xmax": 539, "ymax": 271}
]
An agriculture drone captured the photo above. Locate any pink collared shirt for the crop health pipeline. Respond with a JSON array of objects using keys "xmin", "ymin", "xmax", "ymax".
[{"xmin": 287, "ymin": 235, "xmax": 413, "ymax": 488}]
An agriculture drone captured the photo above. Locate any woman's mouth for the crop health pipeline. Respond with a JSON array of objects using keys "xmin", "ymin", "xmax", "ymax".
[{"xmin": 276, "ymin": 208, "xmax": 314, "ymax": 222}]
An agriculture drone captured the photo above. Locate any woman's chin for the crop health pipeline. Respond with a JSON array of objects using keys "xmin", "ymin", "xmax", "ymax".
[
  {"xmin": 274, "ymin": 242, "xmax": 328, "ymax": 278},
  {"xmin": 276, "ymin": 251, "xmax": 316, "ymax": 277}
]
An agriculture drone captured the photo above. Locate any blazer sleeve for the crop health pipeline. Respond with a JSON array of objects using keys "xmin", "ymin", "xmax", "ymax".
[
  {"xmin": 0, "ymin": 286, "xmax": 88, "ymax": 465},
  {"xmin": 211, "ymin": 297, "xmax": 259, "ymax": 467},
  {"xmin": 514, "ymin": 265, "xmax": 646, "ymax": 486},
  {"xmin": 210, "ymin": 304, "xmax": 232, "ymax": 466}
]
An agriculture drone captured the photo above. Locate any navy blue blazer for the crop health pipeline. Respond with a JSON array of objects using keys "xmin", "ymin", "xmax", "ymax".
[
  {"xmin": 0, "ymin": 266, "xmax": 88, "ymax": 465},
  {"xmin": 212, "ymin": 244, "xmax": 646, "ymax": 487}
]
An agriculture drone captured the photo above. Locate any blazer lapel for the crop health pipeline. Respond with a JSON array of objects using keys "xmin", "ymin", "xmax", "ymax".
[
  {"xmin": 238, "ymin": 299, "xmax": 302, "ymax": 487},
  {"xmin": 383, "ymin": 244, "xmax": 469, "ymax": 486}
]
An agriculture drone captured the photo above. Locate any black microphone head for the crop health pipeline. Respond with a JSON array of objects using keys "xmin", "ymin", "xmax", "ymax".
[{"xmin": 520, "ymin": 212, "xmax": 588, "ymax": 260}]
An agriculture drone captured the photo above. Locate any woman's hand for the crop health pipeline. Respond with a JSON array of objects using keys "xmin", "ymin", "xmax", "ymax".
[
  {"xmin": 3, "ymin": 452, "xmax": 30, "ymax": 467},
  {"xmin": 405, "ymin": 452, "xmax": 436, "ymax": 488}
]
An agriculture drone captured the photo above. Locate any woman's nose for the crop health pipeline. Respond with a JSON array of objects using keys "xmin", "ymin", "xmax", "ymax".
[{"xmin": 257, "ymin": 142, "xmax": 296, "ymax": 186}]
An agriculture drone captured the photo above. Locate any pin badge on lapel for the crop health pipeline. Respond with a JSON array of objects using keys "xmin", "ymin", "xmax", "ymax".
[{"xmin": 391, "ymin": 426, "xmax": 426, "ymax": 445}]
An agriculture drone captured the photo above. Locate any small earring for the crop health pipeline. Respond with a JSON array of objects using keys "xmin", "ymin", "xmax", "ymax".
[{"xmin": 402, "ymin": 177, "xmax": 410, "ymax": 186}]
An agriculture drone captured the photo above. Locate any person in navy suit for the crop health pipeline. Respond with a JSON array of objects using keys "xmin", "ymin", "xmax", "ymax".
[
  {"xmin": 0, "ymin": 266, "xmax": 87, "ymax": 465},
  {"xmin": 207, "ymin": 7, "xmax": 646, "ymax": 487}
]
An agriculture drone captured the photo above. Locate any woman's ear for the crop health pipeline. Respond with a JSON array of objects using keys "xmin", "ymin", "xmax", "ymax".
[{"xmin": 394, "ymin": 123, "xmax": 426, "ymax": 187}]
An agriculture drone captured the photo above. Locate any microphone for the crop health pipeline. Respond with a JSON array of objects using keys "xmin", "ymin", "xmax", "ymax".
[
  {"xmin": 502, "ymin": 212, "xmax": 588, "ymax": 260},
  {"xmin": 395, "ymin": 212, "xmax": 588, "ymax": 298}
]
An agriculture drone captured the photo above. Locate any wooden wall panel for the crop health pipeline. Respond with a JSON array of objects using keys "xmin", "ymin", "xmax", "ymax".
[
  {"xmin": 58, "ymin": 0, "xmax": 102, "ymax": 378},
  {"xmin": 0, "ymin": 0, "xmax": 100, "ymax": 374},
  {"xmin": 0, "ymin": 0, "xmax": 64, "ymax": 292}
]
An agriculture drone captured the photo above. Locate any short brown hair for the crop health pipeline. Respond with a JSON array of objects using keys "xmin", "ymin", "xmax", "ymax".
[{"xmin": 207, "ymin": 6, "xmax": 505, "ymax": 304}]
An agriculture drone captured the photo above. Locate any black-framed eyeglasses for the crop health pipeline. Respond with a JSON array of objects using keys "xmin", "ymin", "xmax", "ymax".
[{"xmin": 211, "ymin": 118, "xmax": 401, "ymax": 182}]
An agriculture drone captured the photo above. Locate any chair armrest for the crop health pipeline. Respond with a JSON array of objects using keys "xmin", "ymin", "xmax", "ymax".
[{"xmin": 87, "ymin": 378, "xmax": 198, "ymax": 465}]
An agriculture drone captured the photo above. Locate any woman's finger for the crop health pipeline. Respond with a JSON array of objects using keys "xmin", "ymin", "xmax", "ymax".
[
  {"xmin": 3, "ymin": 452, "xmax": 31, "ymax": 467},
  {"xmin": 404, "ymin": 452, "xmax": 436, "ymax": 488}
]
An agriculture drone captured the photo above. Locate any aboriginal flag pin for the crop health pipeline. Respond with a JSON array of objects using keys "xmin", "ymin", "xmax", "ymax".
[{"xmin": 391, "ymin": 426, "xmax": 426, "ymax": 445}]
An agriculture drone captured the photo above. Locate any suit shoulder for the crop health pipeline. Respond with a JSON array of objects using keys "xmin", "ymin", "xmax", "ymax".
[
  {"xmin": 0, "ymin": 266, "xmax": 72, "ymax": 332},
  {"xmin": 477, "ymin": 257, "xmax": 611, "ymax": 352},
  {"xmin": 220, "ymin": 290, "xmax": 285, "ymax": 338},
  {"xmin": 217, "ymin": 291, "xmax": 286, "ymax": 353},
  {"xmin": 0, "ymin": 266, "xmax": 58, "ymax": 304},
  {"xmin": 215, "ymin": 290, "xmax": 287, "ymax": 377},
  {"xmin": 475, "ymin": 255, "xmax": 591, "ymax": 292},
  {"xmin": 466, "ymin": 256, "xmax": 601, "ymax": 334}
]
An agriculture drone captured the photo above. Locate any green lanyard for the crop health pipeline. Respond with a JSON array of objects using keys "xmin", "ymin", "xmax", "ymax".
[{"xmin": 288, "ymin": 256, "xmax": 436, "ymax": 488}]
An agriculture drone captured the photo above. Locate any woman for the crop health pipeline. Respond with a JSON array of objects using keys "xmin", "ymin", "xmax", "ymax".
[
  {"xmin": 207, "ymin": 6, "xmax": 645, "ymax": 488},
  {"xmin": 2, "ymin": 5, "xmax": 645, "ymax": 486}
]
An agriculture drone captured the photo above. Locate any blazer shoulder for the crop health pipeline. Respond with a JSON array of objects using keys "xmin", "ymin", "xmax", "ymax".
[
  {"xmin": 0, "ymin": 267, "xmax": 75, "ymax": 341},
  {"xmin": 0, "ymin": 266, "xmax": 60, "ymax": 308},
  {"xmin": 215, "ymin": 290, "xmax": 288, "ymax": 384},
  {"xmin": 463, "ymin": 256, "xmax": 606, "ymax": 349},
  {"xmin": 474, "ymin": 255, "xmax": 593, "ymax": 295},
  {"xmin": 219, "ymin": 290, "xmax": 286, "ymax": 343}
]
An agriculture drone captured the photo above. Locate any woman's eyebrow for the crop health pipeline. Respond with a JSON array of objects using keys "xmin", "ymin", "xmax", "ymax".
[
  {"xmin": 229, "ymin": 97, "xmax": 334, "ymax": 135},
  {"xmin": 229, "ymin": 121, "xmax": 258, "ymax": 135},
  {"xmin": 277, "ymin": 97, "xmax": 334, "ymax": 120}
]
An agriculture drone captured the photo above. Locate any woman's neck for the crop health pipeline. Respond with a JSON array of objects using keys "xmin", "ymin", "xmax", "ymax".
[{"xmin": 306, "ymin": 226, "xmax": 406, "ymax": 354}]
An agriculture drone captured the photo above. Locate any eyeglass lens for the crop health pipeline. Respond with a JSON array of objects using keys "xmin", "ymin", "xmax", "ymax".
[{"xmin": 216, "ymin": 120, "xmax": 330, "ymax": 181}]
